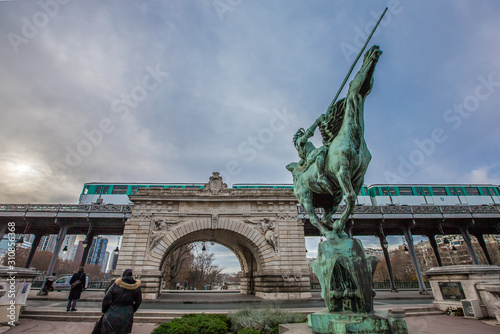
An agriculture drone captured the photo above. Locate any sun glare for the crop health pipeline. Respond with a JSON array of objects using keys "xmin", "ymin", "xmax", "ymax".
[{"xmin": 15, "ymin": 163, "xmax": 31, "ymax": 174}]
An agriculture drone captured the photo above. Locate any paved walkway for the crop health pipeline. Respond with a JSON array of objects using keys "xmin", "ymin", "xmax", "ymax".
[
  {"xmin": 1, "ymin": 320, "xmax": 156, "ymax": 334},
  {"xmin": 1, "ymin": 290, "xmax": 498, "ymax": 333},
  {"xmin": 2, "ymin": 315, "xmax": 499, "ymax": 334},
  {"xmin": 405, "ymin": 315, "xmax": 500, "ymax": 334}
]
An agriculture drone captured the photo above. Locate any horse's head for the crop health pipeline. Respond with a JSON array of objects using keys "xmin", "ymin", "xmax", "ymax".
[{"xmin": 364, "ymin": 45, "xmax": 382, "ymax": 64}]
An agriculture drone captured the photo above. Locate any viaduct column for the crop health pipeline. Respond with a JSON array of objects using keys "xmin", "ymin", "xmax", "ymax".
[
  {"xmin": 458, "ymin": 225, "xmax": 479, "ymax": 265},
  {"xmin": 80, "ymin": 233, "xmax": 96, "ymax": 267},
  {"xmin": 25, "ymin": 233, "xmax": 43, "ymax": 268},
  {"xmin": 426, "ymin": 234, "xmax": 443, "ymax": 267},
  {"xmin": 0, "ymin": 224, "xmax": 7, "ymax": 241},
  {"xmin": 473, "ymin": 233, "xmax": 493, "ymax": 265},
  {"xmin": 377, "ymin": 231, "xmax": 397, "ymax": 292},
  {"xmin": 402, "ymin": 223, "xmax": 428, "ymax": 294},
  {"xmin": 40, "ymin": 223, "xmax": 69, "ymax": 293}
]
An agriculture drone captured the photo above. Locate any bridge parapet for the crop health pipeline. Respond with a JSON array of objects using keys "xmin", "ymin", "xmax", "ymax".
[
  {"xmin": 298, "ymin": 204, "xmax": 500, "ymax": 217},
  {"xmin": 0, "ymin": 204, "xmax": 133, "ymax": 213}
]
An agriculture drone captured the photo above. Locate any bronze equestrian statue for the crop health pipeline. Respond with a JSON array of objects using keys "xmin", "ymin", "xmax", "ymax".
[{"xmin": 287, "ymin": 45, "xmax": 382, "ymax": 240}]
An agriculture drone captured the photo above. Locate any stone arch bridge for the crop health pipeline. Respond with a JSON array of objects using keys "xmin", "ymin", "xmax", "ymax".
[{"xmin": 116, "ymin": 173, "xmax": 311, "ymax": 300}]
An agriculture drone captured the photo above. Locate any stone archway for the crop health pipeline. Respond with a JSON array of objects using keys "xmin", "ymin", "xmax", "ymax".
[
  {"xmin": 115, "ymin": 173, "xmax": 311, "ymax": 300},
  {"xmin": 158, "ymin": 228, "xmax": 259, "ymax": 294}
]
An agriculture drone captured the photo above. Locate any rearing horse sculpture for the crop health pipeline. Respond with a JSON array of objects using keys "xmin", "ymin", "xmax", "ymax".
[{"xmin": 287, "ymin": 45, "xmax": 382, "ymax": 239}]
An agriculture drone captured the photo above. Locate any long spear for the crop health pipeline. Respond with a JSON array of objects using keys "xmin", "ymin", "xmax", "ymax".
[{"xmin": 328, "ymin": 7, "xmax": 388, "ymax": 109}]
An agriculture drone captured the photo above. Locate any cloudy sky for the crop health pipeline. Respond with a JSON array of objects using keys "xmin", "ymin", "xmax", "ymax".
[{"xmin": 1, "ymin": 1, "xmax": 499, "ymax": 273}]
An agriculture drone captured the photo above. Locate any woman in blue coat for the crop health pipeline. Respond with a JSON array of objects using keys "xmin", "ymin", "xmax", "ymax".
[
  {"xmin": 67, "ymin": 267, "xmax": 86, "ymax": 311},
  {"xmin": 101, "ymin": 269, "xmax": 142, "ymax": 334}
]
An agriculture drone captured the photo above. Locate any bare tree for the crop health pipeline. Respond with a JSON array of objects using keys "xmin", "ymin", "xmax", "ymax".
[
  {"xmin": 372, "ymin": 256, "xmax": 390, "ymax": 282},
  {"xmin": 187, "ymin": 245, "xmax": 224, "ymax": 290},
  {"xmin": 163, "ymin": 244, "xmax": 194, "ymax": 289},
  {"xmin": 2, "ymin": 247, "xmax": 29, "ymax": 267}
]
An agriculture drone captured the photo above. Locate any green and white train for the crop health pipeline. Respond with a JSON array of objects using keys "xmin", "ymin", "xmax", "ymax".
[
  {"xmin": 78, "ymin": 182, "xmax": 500, "ymax": 206},
  {"xmin": 79, "ymin": 182, "xmax": 205, "ymax": 205}
]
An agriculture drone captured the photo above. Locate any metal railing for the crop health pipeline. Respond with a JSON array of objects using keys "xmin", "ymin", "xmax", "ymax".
[
  {"xmin": 2, "ymin": 203, "xmax": 498, "ymax": 216},
  {"xmin": 298, "ymin": 203, "xmax": 500, "ymax": 216},
  {"xmin": 32, "ymin": 280, "xmax": 111, "ymax": 290},
  {"xmin": 310, "ymin": 281, "xmax": 431, "ymax": 290},
  {"xmin": 0, "ymin": 204, "xmax": 133, "ymax": 213}
]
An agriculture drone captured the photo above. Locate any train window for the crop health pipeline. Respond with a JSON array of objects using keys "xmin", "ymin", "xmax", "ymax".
[
  {"xmin": 493, "ymin": 188, "xmax": 500, "ymax": 196},
  {"xmin": 95, "ymin": 186, "xmax": 102, "ymax": 194},
  {"xmin": 112, "ymin": 185, "xmax": 128, "ymax": 194},
  {"xmin": 389, "ymin": 187, "xmax": 396, "ymax": 196},
  {"xmin": 432, "ymin": 187, "xmax": 447, "ymax": 196},
  {"xmin": 375, "ymin": 188, "xmax": 380, "ymax": 196},
  {"xmin": 456, "ymin": 188, "xmax": 465, "ymax": 195},
  {"xmin": 449, "ymin": 187, "xmax": 457, "ymax": 195},
  {"xmin": 481, "ymin": 187, "xmax": 496, "ymax": 196},
  {"xmin": 381, "ymin": 188, "xmax": 389, "ymax": 196},
  {"xmin": 83, "ymin": 186, "xmax": 89, "ymax": 195},
  {"xmin": 423, "ymin": 188, "xmax": 431, "ymax": 196},
  {"xmin": 415, "ymin": 188, "xmax": 423, "ymax": 195},
  {"xmin": 398, "ymin": 187, "xmax": 413, "ymax": 195},
  {"xmin": 103, "ymin": 186, "xmax": 110, "ymax": 194},
  {"xmin": 130, "ymin": 186, "xmax": 138, "ymax": 194},
  {"xmin": 465, "ymin": 187, "xmax": 480, "ymax": 196}
]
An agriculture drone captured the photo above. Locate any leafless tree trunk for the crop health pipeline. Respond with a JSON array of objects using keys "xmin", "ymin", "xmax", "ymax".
[{"xmin": 163, "ymin": 244, "xmax": 193, "ymax": 289}]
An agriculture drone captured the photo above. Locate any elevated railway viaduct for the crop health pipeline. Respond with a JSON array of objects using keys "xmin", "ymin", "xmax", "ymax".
[{"xmin": 1, "ymin": 189, "xmax": 498, "ymax": 296}]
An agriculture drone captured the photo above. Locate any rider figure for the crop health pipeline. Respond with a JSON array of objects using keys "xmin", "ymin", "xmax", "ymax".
[{"xmin": 293, "ymin": 115, "xmax": 330, "ymax": 191}]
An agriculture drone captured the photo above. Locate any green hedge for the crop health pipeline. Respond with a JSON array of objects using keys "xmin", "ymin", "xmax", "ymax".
[
  {"xmin": 152, "ymin": 314, "xmax": 229, "ymax": 334},
  {"xmin": 152, "ymin": 307, "xmax": 306, "ymax": 334},
  {"xmin": 237, "ymin": 328, "xmax": 263, "ymax": 334}
]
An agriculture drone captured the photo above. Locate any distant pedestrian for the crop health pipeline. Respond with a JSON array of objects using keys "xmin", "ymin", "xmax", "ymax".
[
  {"xmin": 101, "ymin": 269, "xmax": 142, "ymax": 334},
  {"xmin": 176, "ymin": 282, "xmax": 180, "ymax": 290},
  {"xmin": 67, "ymin": 267, "xmax": 86, "ymax": 311},
  {"xmin": 183, "ymin": 280, "xmax": 188, "ymax": 290}
]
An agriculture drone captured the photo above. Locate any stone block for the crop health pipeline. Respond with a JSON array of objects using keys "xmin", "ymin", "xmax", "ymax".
[{"xmin": 308, "ymin": 310, "xmax": 406, "ymax": 334}]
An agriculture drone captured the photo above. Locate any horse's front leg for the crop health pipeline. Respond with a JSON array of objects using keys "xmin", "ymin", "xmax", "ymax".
[
  {"xmin": 301, "ymin": 194, "xmax": 331, "ymax": 238},
  {"xmin": 322, "ymin": 205, "xmax": 338, "ymax": 228},
  {"xmin": 332, "ymin": 168, "xmax": 355, "ymax": 238}
]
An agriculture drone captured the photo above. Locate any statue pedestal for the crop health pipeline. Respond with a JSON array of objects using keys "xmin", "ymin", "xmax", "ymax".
[
  {"xmin": 309, "ymin": 238, "xmax": 408, "ymax": 333},
  {"xmin": 311, "ymin": 238, "xmax": 378, "ymax": 313},
  {"xmin": 308, "ymin": 310, "xmax": 408, "ymax": 334}
]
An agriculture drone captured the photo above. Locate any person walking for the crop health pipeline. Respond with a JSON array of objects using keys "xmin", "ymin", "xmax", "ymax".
[
  {"xmin": 67, "ymin": 267, "xmax": 86, "ymax": 311},
  {"xmin": 101, "ymin": 269, "xmax": 142, "ymax": 334}
]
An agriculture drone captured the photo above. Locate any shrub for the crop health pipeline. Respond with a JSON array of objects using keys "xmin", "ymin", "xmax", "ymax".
[
  {"xmin": 237, "ymin": 328, "xmax": 262, "ymax": 334},
  {"xmin": 152, "ymin": 314, "xmax": 229, "ymax": 334},
  {"xmin": 229, "ymin": 306, "xmax": 306, "ymax": 334}
]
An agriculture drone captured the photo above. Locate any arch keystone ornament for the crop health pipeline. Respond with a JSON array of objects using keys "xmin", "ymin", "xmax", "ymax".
[{"xmin": 114, "ymin": 172, "xmax": 311, "ymax": 300}]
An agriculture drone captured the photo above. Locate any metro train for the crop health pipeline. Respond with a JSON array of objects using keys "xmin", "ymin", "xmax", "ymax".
[
  {"xmin": 79, "ymin": 182, "xmax": 205, "ymax": 205},
  {"xmin": 78, "ymin": 182, "xmax": 500, "ymax": 206}
]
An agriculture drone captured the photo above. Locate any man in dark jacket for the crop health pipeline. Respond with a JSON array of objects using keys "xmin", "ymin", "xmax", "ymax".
[
  {"xmin": 101, "ymin": 269, "xmax": 142, "ymax": 334},
  {"xmin": 67, "ymin": 267, "xmax": 86, "ymax": 311}
]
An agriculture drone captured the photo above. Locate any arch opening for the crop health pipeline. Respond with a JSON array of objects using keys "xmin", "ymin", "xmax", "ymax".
[{"xmin": 158, "ymin": 229, "xmax": 263, "ymax": 295}]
